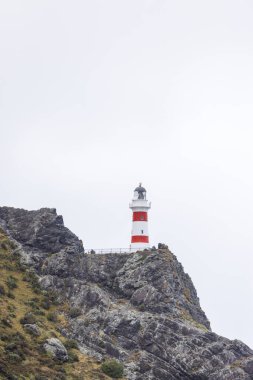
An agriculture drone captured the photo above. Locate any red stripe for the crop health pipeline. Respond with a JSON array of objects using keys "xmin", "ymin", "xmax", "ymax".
[
  {"xmin": 133, "ymin": 212, "xmax": 148, "ymax": 222},
  {"xmin": 131, "ymin": 235, "xmax": 149, "ymax": 243}
]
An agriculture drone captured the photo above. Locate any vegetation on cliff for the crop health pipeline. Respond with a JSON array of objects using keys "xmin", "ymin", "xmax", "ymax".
[{"xmin": 0, "ymin": 229, "xmax": 115, "ymax": 380}]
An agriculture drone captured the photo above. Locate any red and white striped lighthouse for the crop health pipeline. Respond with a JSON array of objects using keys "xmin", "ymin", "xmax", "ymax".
[{"xmin": 129, "ymin": 183, "xmax": 151, "ymax": 250}]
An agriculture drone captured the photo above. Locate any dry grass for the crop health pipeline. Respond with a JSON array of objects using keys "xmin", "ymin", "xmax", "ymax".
[
  {"xmin": 179, "ymin": 307, "xmax": 208, "ymax": 332},
  {"xmin": 0, "ymin": 230, "xmax": 113, "ymax": 380}
]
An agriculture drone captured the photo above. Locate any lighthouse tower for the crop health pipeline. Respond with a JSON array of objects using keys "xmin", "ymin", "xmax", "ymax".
[{"xmin": 129, "ymin": 183, "xmax": 151, "ymax": 250}]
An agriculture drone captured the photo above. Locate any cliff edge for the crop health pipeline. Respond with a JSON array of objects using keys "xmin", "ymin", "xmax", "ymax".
[{"xmin": 0, "ymin": 206, "xmax": 252, "ymax": 380}]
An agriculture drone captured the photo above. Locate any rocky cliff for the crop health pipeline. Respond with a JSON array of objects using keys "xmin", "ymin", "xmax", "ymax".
[{"xmin": 0, "ymin": 206, "xmax": 252, "ymax": 380}]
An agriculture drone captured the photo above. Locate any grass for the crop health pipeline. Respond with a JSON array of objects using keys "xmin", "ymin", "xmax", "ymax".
[
  {"xmin": 183, "ymin": 287, "xmax": 192, "ymax": 303},
  {"xmin": 101, "ymin": 360, "xmax": 124, "ymax": 378},
  {"xmin": 0, "ymin": 228, "xmax": 114, "ymax": 380},
  {"xmin": 179, "ymin": 307, "xmax": 208, "ymax": 332}
]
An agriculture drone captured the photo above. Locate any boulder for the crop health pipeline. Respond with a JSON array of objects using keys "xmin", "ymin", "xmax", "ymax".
[{"xmin": 43, "ymin": 338, "xmax": 68, "ymax": 362}]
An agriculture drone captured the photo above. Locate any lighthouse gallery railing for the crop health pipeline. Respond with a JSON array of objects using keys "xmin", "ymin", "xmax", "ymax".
[{"xmin": 84, "ymin": 247, "xmax": 145, "ymax": 254}]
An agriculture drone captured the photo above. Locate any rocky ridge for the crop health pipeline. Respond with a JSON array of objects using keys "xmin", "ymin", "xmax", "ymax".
[{"xmin": 0, "ymin": 206, "xmax": 252, "ymax": 380}]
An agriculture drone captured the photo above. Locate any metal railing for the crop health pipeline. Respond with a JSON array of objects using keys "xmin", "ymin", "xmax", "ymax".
[{"xmin": 84, "ymin": 247, "xmax": 141, "ymax": 254}]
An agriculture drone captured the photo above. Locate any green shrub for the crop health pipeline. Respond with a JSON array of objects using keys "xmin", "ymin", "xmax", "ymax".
[
  {"xmin": 9, "ymin": 240, "xmax": 17, "ymax": 250},
  {"xmin": 20, "ymin": 312, "xmax": 36, "ymax": 325},
  {"xmin": 25, "ymin": 298, "xmax": 40, "ymax": 308},
  {"xmin": 49, "ymin": 330, "xmax": 58, "ymax": 338},
  {"xmin": 33, "ymin": 287, "xmax": 41, "ymax": 295},
  {"xmin": 23, "ymin": 271, "xmax": 41, "ymax": 293},
  {"xmin": 0, "ymin": 318, "xmax": 12, "ymax": 327},
  {"xmin": 5, "ymin": 339, "xmax": 26, "ymax": 362},
  {"xmin": 1, "ymin": 372, "xmax": 18, "ymax": 380},
  {"xmin": 13, "ymin": 332, "xmax": 26, "ymax": 343},
  {"xmin": 69, "ymin": 307, "xmax": 82, "ymax": 318},
  {"xmin": 34, "ymin": 309, "xmax": 45, "ymax": 316},
  {"xmin": 46, "ymin": 290, "xmax": 59, "ymax": 305},
  {"xmin": 5, "ymin": 342, "xmax": 18, "ymax": 351},
  {"xmin": 15, "ymin": 260, "xmax": 26, "ymax": 272},
  {"xmin": 58, "ymin": 367, "xmax": 66, "ymax": 374},
  {"xmin": 40, "ymin": 298, "xmax": 51, "ymax": 310},
  {"xmin": 47, "ymin": 312, "xmax": 58, "ymax": 322},
  {"xmin": 0, "ymin": 333, "xmax": 9, "ymax": 341},
  {"xmin": 7, "ymin": 291, "xmax": 15, "ymax": 299},
  {"xmin": 1, "ymin": 240, "xmax": 9, "ymax": 250},
  {"xmin": 101, "ymin": 360, "xmax": 124, "ymax": 378},
  {"xmin": 6, "ymin": 352, "xmax": 23, "ymax": 363},
  {"xmin": 65, "ymin": 339, "xmax": 78, "ymax": 349},
  {"xmin": 3, "ymin": 263, "xmax": 14, "ymax": 270},
  {"xmin": 0, "ymin": 284, "xmax": 5, "ymax": 296},
  {"xmin": 6, "ymin": 275, "xmax": 18, "ymax": 290},
  {"xmin": 68, "ymin": 351, "xmax": 79, "ymax": 363},
  {"xmin": 7, "ymin": 304, "xmax": 16, "ymax": 312}
]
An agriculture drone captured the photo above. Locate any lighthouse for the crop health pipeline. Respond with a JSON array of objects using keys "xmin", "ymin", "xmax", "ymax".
[{"xmin": 129, "ymin": 183, "xmax": 151, "ymax": 250}]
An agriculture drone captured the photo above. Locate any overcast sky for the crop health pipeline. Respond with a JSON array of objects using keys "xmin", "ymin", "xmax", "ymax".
[{"xmin": 1, "ymin": 0, "xmax": 253, "ymax": 348}]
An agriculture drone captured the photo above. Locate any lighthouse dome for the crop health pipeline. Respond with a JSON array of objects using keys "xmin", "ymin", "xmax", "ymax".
[
  {"xmin": 134, "ymin": 184, "xmax": 147, "ymax": 200},
  {"xmin": 134, "ymin": 185, "xmax": 146, "ymax": 193}
]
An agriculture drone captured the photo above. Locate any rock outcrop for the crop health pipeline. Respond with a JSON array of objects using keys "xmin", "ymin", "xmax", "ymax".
[
  {"xmin": 0, "ymin": 206, "xmax": 252, "ymax": 380},
  {"xmin": 43, "ymin": 338, "xmax": 69, "ymax": 362},
  {"xmin": 0, "ymin": 206, "xmax": 83, "ymax": 268}
]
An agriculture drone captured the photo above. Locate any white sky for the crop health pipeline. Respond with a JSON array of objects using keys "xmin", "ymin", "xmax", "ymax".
[{"xmin": 0, "ymin": 0, "xmax": 253, "ymax": 348}]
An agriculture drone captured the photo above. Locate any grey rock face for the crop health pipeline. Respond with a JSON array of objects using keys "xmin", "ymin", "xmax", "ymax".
[
  {"xmin": 0, "ymin": 207, "xmax": 83, "ymax": 268},
  {"xmin": 0, "ymin": 206, "xmax": 252, "ymax": 380},
  {"xmin": 43, "ymin": 338, "xmax": 68, "ymax": 362}
]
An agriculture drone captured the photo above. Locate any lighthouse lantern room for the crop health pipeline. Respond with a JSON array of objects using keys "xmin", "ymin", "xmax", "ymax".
[{"xmin": 129, "ymin": 183, "xmax": 151, "ymax": 250}]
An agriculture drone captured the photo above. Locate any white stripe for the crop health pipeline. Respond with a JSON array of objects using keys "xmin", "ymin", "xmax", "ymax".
[
  {"xmin": 130, "ymin": 242, "xmax": 150, "ymax": 249},
  {"xmin": 132, "ymin": 221, "xmax": 149, "ymax": 236}
]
